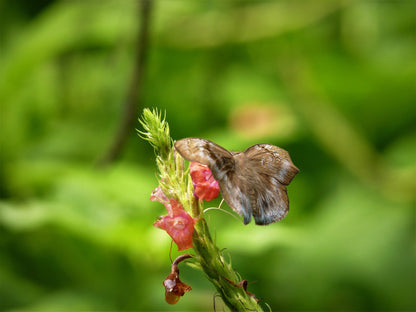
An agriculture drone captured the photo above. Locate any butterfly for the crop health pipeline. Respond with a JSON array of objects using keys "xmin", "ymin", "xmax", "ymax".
[{"xmin": 174, "ymin": 138, "xmax": 299, "ymax": 225}]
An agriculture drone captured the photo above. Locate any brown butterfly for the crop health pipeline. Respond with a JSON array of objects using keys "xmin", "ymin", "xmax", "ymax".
[{"xmin": 174, "ymin": 138, "xmax": 299, "ymax": 225}]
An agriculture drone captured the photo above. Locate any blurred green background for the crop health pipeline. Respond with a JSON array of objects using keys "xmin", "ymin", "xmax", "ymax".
[{"xmin": 1, "ymin": 0, "xmax": 415, "ymax": 311}]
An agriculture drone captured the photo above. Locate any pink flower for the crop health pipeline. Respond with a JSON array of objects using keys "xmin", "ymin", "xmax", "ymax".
[
  {"xmin": 150, "ymin": 186, "xmax": 170, "ymax": 209},
  {"xmin": 151, "ymin": 187, "xmax": 196, "ymax": 251},
  {"xmin": 189, "ymin": 162, "xmax": 219, "ymax": 201}
]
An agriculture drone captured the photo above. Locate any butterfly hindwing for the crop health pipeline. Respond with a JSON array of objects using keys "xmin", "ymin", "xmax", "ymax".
[
  {"xmin": 217, "ymin": 170, "xmax": 286, "ymax": 225},
  {"xmin": 216, "ymin": 171, "xmax": 253, "ymax": 224},
  {"xmin": 249, "ymin": 174, "xmax": 289, "ymax": 225}
]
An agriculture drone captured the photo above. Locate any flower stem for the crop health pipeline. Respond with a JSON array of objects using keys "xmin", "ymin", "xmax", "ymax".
[
  {"xmin": 139, "ymin": 108, "xmax": 264, "ymax": 311},
  {"xmin": 192, "ymin": 218, "xmax": 263, "ymax": 311}
]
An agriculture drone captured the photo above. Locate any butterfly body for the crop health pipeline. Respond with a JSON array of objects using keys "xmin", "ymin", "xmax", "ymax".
[{"xmin": 174, "ymin": 138, "xmax": 299, "ymax": 225}]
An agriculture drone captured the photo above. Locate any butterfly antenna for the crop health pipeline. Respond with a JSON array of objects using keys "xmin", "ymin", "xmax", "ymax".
[
  {"xmin": 262, "ymin": 301, "xmax": 272, "ymax": 312},
  {"xmin": 203, "ymin": 206, "xmax": 241, "ymax": 222},
  {"xmin": 202, "ymin": 199, "xmax": 224, "ymax": 212}
]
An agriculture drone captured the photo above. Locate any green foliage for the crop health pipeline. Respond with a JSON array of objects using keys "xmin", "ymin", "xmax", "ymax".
[{"xmin": 1, "ymin": 0, "xmax": 415, "ymax": 311}]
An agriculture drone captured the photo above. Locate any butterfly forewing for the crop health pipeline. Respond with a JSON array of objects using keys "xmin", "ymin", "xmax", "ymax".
[
  {"xmin": 244, "ymin": 144, "xmax": 299, "ymax": 185},
  {"xmin": 174, "ymin": 138, "xmax": 234, "ymax": 181}
]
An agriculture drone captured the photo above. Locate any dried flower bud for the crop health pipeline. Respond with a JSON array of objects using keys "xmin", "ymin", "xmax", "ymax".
[
  {"xmin": 163, "ymin": 254, "xmax": 192, "ymax": 304},
  {"xmin": 163, "ymin": 271, "xmax": 192, "ymax": 304}
]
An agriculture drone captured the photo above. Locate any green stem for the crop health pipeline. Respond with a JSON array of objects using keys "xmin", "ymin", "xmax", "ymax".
[
  {"xmin": 192, "ymin": 219, "xmax": 263, "ymax": 311},
  {"xmin": 139, "ymin": 108, "xmax": 264, "ymax": 311}
]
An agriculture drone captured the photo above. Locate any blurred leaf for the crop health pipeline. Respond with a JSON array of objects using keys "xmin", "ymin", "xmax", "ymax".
[
  {"xmin": 156, "ymin": 0, "xmax": 349, "ymax": 48},
  {"xmin": 1, "ymin": 0, "xmax": 415, "ymax": 310}
]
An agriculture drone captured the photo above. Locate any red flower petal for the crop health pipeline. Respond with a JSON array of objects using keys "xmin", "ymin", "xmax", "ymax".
[
  {"xmin": 189, "ymin": 162, "xmax": 219, "ymax": 201},
  {"xmin": 154, "ymin": 199, "xmax": 196, "ymax": 251}
]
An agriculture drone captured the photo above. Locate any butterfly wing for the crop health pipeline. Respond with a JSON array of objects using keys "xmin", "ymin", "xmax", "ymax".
[
  {"xmin": 174, "ymin": 138, "xmax": 234, "ymax": 181},
  {"xmin": 175, "ymin": 139, "xmax": 299, "ymax": 225},
  {"xmin": 242, "ymin": 144, "xmax": 299, "ymax": 225},
  {"xmin": 249, "ymin": 176, "xmax": 290, "ymax": 225},
  {"xmin": 244, "ymin": 144, "xmax": 299, "ymax": 185},
  {"xmin": 216, "ymin": 170, "xmax": 253, "ymax": 224},
  {"xmin": 175, "ymin": 138, "xmax": 250, "ymax": 222}
]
